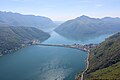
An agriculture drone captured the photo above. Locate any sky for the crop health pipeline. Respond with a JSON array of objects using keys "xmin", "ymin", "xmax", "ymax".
[{"xmin": 0, "ymin": 0, "xmax": 120, "ymax": 21}]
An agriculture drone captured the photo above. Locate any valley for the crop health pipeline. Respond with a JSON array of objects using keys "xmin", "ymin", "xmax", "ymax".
[{"xmin": 0, "ymin": 11, "xmax": 120, "ymax": 80}]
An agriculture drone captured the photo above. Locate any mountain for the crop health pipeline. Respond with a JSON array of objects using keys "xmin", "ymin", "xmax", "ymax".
[
  {"xmin": 55, "ymin": 15, "xmax": 120, "ymax": 36},
  {"xmin": 0, "ymin": 11, "xmax": 56, "ymax": 32},
  {"xmin": 84, "ymin": 32, "xmax": 120, "ymax": 79},
  {"xmin": 102, "ymin": 17, "xmax": 120, "ymax": 23},
  {"xmin": 54, "ymin": 21, "xmax": 64, "ymax": 26},
  {"xmin": 0, "ymin": 26, "xmax": 50, "ymax": 55}
]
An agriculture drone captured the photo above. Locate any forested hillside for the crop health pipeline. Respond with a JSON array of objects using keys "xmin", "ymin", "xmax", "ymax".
[
  {"xmin": 0, "ymin": 26, "xmax": 50, "ymax": 55},
  {"xmin": 84, "ymin": 32, "xmax": 120, "ymax": 79}
]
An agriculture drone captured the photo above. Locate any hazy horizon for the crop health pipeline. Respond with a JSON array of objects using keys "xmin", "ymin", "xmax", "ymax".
[{"xmin": 0, "ymin": 0, "xmax": 120, "ymax": 21}]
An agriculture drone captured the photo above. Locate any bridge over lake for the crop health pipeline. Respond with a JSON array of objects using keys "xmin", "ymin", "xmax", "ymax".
[{"xmin": 33, "ymin": 43, "xmax": 98, "ymax": 52}]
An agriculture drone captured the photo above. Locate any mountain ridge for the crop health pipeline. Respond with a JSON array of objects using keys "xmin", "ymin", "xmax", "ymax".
[
  {"xmin": 55, "ymin": 15, "xmax": 120, "ymax": 36},
  {"xmin": 0, "ymin": 11, "xmax": 56, "ymax": 32}
]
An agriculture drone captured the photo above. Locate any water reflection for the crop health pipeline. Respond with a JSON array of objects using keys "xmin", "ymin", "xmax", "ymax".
[
  {"xmin": 44, "ymin": 31, "xmax": 112, "ymax": 44},
  {"xmin": 56, "ymin": 32, "xmax": 104, "ymax": 41}
]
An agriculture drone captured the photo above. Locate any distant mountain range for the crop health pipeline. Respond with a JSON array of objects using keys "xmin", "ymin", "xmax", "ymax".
[
  {"xmin": 55, "ymin": 15, "xmax": 120, "ymax": 36},
  {"xmin": 0, "ymin": 11, "xmax": 58, "ymax": 55},
  {"xmin": 0, "ymin": 26, "xmax": 50, "ymax": 55},
  {"xmin": 84, "ymin": 32, "xmax": 120, "ymax": 79},
  {"xmin": 0, "ymin": 11, "xmax": 56, "ymax": 31}
]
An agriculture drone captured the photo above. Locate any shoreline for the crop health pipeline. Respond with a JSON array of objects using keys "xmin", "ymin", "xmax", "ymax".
[
  {"xmin": 75, "ymin": 52, "xmax": 90, "ymax": 80},
  {"xmin": 0, "ymin": 43, "xmax": 91, "ymax": 80},
  {"xmin": 33, "ymin": 43, "xmax": 95, "ymax": 53},
  {"xmin": 34, "ymin": 43, "xmax": 92, "ymax": 80},
  {"xmin": 33, "ymin": 43, "xmax": 94, "ymax": 80},
  {"xmin": 80, "ymin": 52, "xmax": 90, "ymax": 80},
  {"xmin": 0, "ymin": 44, "xmax": 32, "ymax": 57}
]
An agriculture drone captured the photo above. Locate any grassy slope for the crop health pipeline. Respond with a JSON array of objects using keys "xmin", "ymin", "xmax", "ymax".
[
  {"xmin": 86, "ymin": 62, "xmax": 120, "ymax": 80},
  {"xmin": 84, "ymin": 32, "xmax": 120, "ymax": 79}
]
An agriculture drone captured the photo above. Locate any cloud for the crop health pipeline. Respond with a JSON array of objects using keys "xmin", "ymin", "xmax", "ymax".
[{"xmin": 96, "ymin": 4, "xmax": 103, "ymax": 7}]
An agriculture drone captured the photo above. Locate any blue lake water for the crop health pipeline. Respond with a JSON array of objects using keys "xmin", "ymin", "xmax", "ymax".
[
  {"xmin": 44, "ymin": 32, "xmax": 111, "ymax": 44},
  {"xmin": 0, "ymin": 31, "xmax": 111, "ymax": 80}
]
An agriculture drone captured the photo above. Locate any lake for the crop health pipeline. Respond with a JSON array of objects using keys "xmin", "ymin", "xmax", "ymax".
[{"xmin": 0, "ymin": 31, "xmax": 111, "ymax": 80}]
